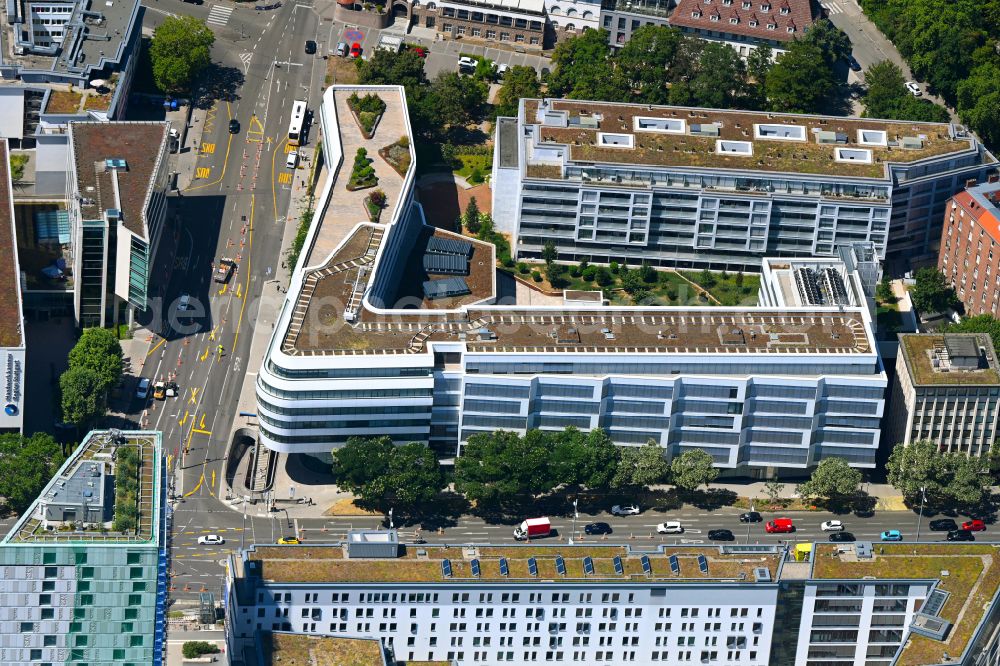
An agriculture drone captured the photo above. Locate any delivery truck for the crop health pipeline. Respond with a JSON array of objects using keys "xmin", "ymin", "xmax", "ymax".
[{"xmin": 513, "ymin": 517, "xmax": 552, "ymax": 541}]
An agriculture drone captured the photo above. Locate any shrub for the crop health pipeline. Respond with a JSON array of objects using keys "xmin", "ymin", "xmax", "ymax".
[
  {"xmin": 502, "ymin": 256, "xmax": 515, "ymax": 268},
  {"xmin": 469, "ymin": 167, "xmax": 484, "ymax": 184},
  {"xmin": 609, "ymin": 261, "xmax": 620, "ymax": 274},
  {"xmin": 595, "ymin": 267, "xmax": 613, "ymax": 286},
  {"xmin": 532, "ymin": 270, "xmax": 542, "ymax": 282},
  {"xmin": 369, "ymin": 189, "xmax": 387, "ymax": 207},
  {"xmin": 517, "ymin": 262, "xmax": 529, "ymax": 274},
  {"xmin": 182, "ymin": 642, "xmax": 220, "ymax": 659},
  {"xmin": 582, "ymin": 266, "xmax": 598, "ymax": 282},
  {"xmin": 639, "ymin": 264, "xmax": 657, "ymax": 283},
  {"xmin": 398, "ymin": 135, "xmax": 410, "ymax": 148},
  {"xmin": 570, "ymin": 264, "xmax": 583, "ymax": 278}
]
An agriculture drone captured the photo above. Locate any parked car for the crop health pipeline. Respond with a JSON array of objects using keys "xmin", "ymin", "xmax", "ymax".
[
  {"xmin": 229, "ymin": 118, "xmax": 240, "ymax": 133},
  {"xmin": 198, "ymin": 534, "xmax": 225, "ymax": 545},
  {"xmin": 277, "ymin": 537, "xmax": 301, "ymax": 544},
  {"xmin": 929, "ymin": 518, "xmax": 958, "ymax": 532},
  {"xmin": 153, "ymin": 381, "xmax": 166, "ymax": 401},
  {"xmin": 821, "ymin": 520, "xmax": 844, "ymax": 532},
  {"xmin": 176, "ymin": 293, "xmax": 194, "ymax": 311},
  {"xmin": 135, "ymin": 377, "xmax": 151, "ymax": 400},
  {"xmin": 880, "ymin": 530, "xmax": 903, "ymax": 542},
  {"xmin": 304, "ymin": 40, "xmax": 317, "ymax": 55},
  {"xmin": 847, "ymin": 55, "xmax": 862, "ymax": 72},
  {"xmin": 656, "ymin": 521, "xmax": 684, "ymax": 534},
  {"xmin": 829, "ymin": 532, "xmax": 856, "ymax": 543},
  {"xmin": 905, "ymin": 81, "xmax": 922, "ymax": 96},
  {"xmin": 739, "ymin": 511, "xmax": 762, "ymax": 523},
  {"xmin": 350, "ymin": 42, "xmax": 362, "ymax": 58},
  {"xmin": 962, "ymin": 519, "xmax": 987, "ymax": 532},
  {"xmin": 286, "ymin": 150, "xmax": 299, "ymax": 169},
  {"xmin": 458, "ymin": 56, "xmax": 477, "ymax": 74},
  {"xmin": 708, "ymin": 529, "xmax": 734, "ymax": 541},
  {"xmin": 765, "ymin": 518, "xmax": 794, "ymax": 534},
  {"xmin": 947, "ymin": 529, "xmax": 975, "ymax": 541},
  {"xmin": 496, "ymin": 62, "xmax": 509, "ymax": 78},
  {"xmin": 584, "ymin": 522, "xmax": 612, "ymax": 535},
  {"xmin": 335, "ymin": 41, "xmax": 348, "ymax": 57},
  {"xmin": 611, "ymin": 504, "xmax": 639, "ymax": 516}
]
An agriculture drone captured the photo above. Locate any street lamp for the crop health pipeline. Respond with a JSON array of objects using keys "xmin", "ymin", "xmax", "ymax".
[
  {"xmin": 388, "ymin": 508, "xmax": 394, "ymax": 530},
  {"xmin": 570, "ymin": 499, "xmax": 579, "ymax": 545},
  {"xmin": 915, "ymin": 486, "xmax": 927, "ymax": 541},
  {"xmin": 745, "ymin": 501, "xmax": 754, "ymax": 545}
]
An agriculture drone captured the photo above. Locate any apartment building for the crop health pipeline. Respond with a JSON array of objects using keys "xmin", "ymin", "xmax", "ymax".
[
  {"xmin": 0, "ymin": 429, "xmax": 166, "ymax": 665},
  {"xmin": 491, "ymin": 98, "xmax": 997, "ymax": 273},
  {"xmin": 68, "ymin": 121, "xmax": 170, "ymax": 328},
  {"xmin": 0, "ymin": 140, "xmax": 26, "ymax": 433},
  {"xmin": 667, "ymin": 0, "xmax": 812, "ymax": 57},
  {"xmin": 888, "ymin": 333, "xmax": 1000, "ymax": 455},
  {"xmin": 224, "ymin": 536, "xmax": 1000, "ymax": 666},
  {"xmin": 939, "ymin": 179, "xmax": 1000, "ymax": 316},
  {"xmin": 256, "ymin": 85, "xmax": 887, "ymax": 476},
  {"xmin": 409, "ymin": 0, "xmax": 547, "ymax": 49}
]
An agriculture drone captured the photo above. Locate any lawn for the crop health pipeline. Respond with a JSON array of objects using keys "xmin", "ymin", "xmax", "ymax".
[
  {"xmin": 680, "ymin": 270, "xmax": 759, "ymax": 306},
  {"xmin": 46, "ymin": 89, "xmax": 82, "ymax": 114},
  {"xmin": 455, "ymin": 153, "xmax": 491, "ymax": 183}
]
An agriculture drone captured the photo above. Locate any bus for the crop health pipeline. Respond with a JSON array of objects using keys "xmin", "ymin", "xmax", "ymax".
[{"xmin": 287, "ymin": 100, "xmax": 307, "ymax": 146}]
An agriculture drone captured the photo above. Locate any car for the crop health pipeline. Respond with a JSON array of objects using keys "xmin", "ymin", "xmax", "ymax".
[
  {"xmin": 829, "ymin": 532, "xmax": 856, "ymax": 543},
  {"xmin": 214, "ymin": 258, "xmax": 237, "ymax": 283},
  {"xmin": 135, "ymin": 377, "xmax": 151, "ymax": 400},
  {"xmin": 458, "ymin": 56, "xmax": 477, "ymax": 74},
  {"xmin": 229, "ymin": 118, "xmax": 240, "ymax": 134},
  {"xmin": 350, "ymin": 42, "xmax": 362, "ymax": 58},
  {"xmin": 930, "ymin": 518, "xmax": 958, "ymax": 532},
  {"xmin": 611, "ymin": 504, "xmax": 639, "ymax": 516},
  {"xmin": 880, "ymin": 530, "xmax": 903, "ymax": 542},
  {"xmin": 277, "ymin": 537, "xmax": 301, "ymax": 544},
  {"xmin": 656, "ymin": 521, "xmax": 684, "ymax": 534},
  {"xmin": 739, "ymin": 511, "xmax": 762, "ymax": 523},
  {"xmin": 496, "ymin": 62, "xmax": 509, "ymax": 78},
  {"xmin": 765, "ymin": 518, "xmax": 794, "ymax": 534},
  {"xmin": 905, "ymin": 81, "xmax": 922, "ymax": 96},
  {"xmin": 286, "ymin": 150, "xmax": 299, "ymax": 169},
  {"xmin": 335, "ymin": 41, "xmax": 348, "ymax": 57},
  {"xmin": 584, "ymin": 522, "xmax": 612, "ymax": 535},
  {"xmin": 847, "ymin": 55, "xmax": 862, "ymax": 72},
  {"xmin": 947, "ymin": 529, "xmax": 976, "ymax": 541},
  {"xmin": 963, "ymin": 519, "xmax": 987, "ymax": 532},
  {"xmin": 305, "ymin": 40, "xmax": 317, "ymax": 55},
  {"xmin": 821, "ymin": 520, "xmax": 844, "ymax": 532},
  {"xmin": 198, "ymin": 534, "xmax": 225, "ymax": 545},
  {"xmin": 176, "ymin": 293, "xmax": 194, "ymax": 311},
  {"xmin": 153, "ymin": 381, "xmax": 166, "ymax": 401},
  {"xmin": 708, "ymin": 529, "xmax": 734, "ymax": 541}
]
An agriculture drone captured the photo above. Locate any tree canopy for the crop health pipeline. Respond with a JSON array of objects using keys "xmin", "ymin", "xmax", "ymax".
[
  {"xmin": 670, "ymin": 449, "xmax": 719, "ymax": 491},
  {"xmin": 149, "ymin": 16, "xmax": 214, "ymax": 94},
  {"xmin": 909, "ymin": 266, "xmax": 959, "ymax": 314},
  {"xmin": 547, "ymin": 29, "xmax": 628, "ymax": 101},
  {"xmin": 495, "ymin": 66, "xmax": 541, "ymax": 119},
  {"xmin": 947, "ymin": 314, "xmax": 1000, "ymax": 353},
  {"xmin": 764, "ymin": 41, "xmax": 836, "ymax": 114},
  {"xmin": 68, "ymin": 328, "xmax": 123, "ymax": 394},
  {"xmin": 863, "ymin": 61, "xmax": 950, "ymax": 123},
  {"xmin": 0, "ymin": 432, "xmax": 64, "ymax": 514},
  {"xmin": 331, "ymin": 437, "xmax": 446, "ymax": 514},
  {"xmin": 356, "ymin": 49, "xmax": 428, "ymax": 94},
  {"xmin": 59, "ymin": 366, "xmax": 106, "ymax": 426},
  {"xmin": 612, "ymin": 440, "xmax": 669, "ymax": 488},
  {"xmin": 887, "ymin": 439, "xmax": 990, "ymax": 506},
  {"xmin": 796, "ymin": 457, "xmax": 862, "ymax": 500}
]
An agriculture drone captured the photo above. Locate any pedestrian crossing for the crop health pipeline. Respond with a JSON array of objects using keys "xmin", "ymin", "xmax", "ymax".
[
  {"xmin": 821, "ymin": 1, "xmax": 843, "ymax": 14},
  {"xmin": 206, "ymin": 4, "xmax": 234, "ymax": 27}
]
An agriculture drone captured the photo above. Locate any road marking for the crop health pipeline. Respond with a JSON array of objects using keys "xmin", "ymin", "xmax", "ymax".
[
  {"xmin": 147, "ymin": 337, "xmax": 166, "ymax": 357},
  {"xmin": 277, "ymin": 172, "xmax": 292, "ymax": 185},
  {"xmin": 184, "ymin": 103, "xmax": 234, "ymax": 193},
  {"xmin": 201, "ymin": 142, "xmax": 216, "ymax": 155},
  {"xmin": 193, "ymin": 428, "xmax": 213, "ymax": 435},
  {"xmin": 188, "ymin": 387, "xmax": 200, "ymax": 404},
  {"xmin": 283, "ymin": 142, "xmax": 296, "ymax": 154},
  {"xmin": 179, "ymin": 410, "xmax": 190, "ymax": 427},
  {"xmin": 218, "ymin": 282, "xmax": 229, "ymax": 295},
  {"xmin": 199, "ymin": 346, "xmax": 210, "ymax": 362},
  {"xmin": 195, "ymin": 166, "xmax": 211, "ymax": 179},
  {"xmin": 200, "ymin": 413, "xmax": 207, "ymax": 430},
  {"xmin": 821, "ymin": 1, "xmax": 842, "ymax": 13},
  {"xmin": 246, "ymin": 114, "xmax": 266, "ymax": 143},
  {"xmin": 239, "ymin": 52, "xmax": 253, "ymax": 72},
  {"xmin": 206, "ymin": 4, "xmax": 235, "ymax": 27}
]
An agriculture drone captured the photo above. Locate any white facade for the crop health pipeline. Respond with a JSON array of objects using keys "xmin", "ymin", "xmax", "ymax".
[{"xmin": 546, "ymin": 0, "xmax": 601, "ymax": 33}]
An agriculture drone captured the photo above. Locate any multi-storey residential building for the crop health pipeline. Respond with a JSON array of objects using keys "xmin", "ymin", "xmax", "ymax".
[
  {"xmin": 0, "ymin": 140, "xmax": 26, "ymax": 433},
  {"xmin": 492, "ymin": 98, "xmax": 997, "ymax": 273},
  {"xmin": 939, "ymin": 178, "xmax": 1000, "ymax": 316},
  {"xmin": 666, "ymin": 0, "xmax": 813, "ymax": 58},
  {"xmin": 888, "ymin": 333, "xmax": 1000, "ymax": 455},
  {"xmin": 68, "ymin": 121, "xmax": 169, "ymax": 328},
  {"xmin": 599, "ymin": 0, "xmax": 673, "ymax": 47},
  {"xmin": 224, "ymin": 536, "xmax": 1000, "ymax": 666},
  {"xmin": 0, "ymin": 429, "xmax": 166, "ymax": 665},
  {"xmin": 407, "ymin": 0, "xmax": 548, "ymax": 49},
  {"xmin": 545, "ymin": 0, "xmax": 601, "ymax": 38},
  {"xmin": 256, "ymin": 85, "xmax": 887, "ymax": 476}
]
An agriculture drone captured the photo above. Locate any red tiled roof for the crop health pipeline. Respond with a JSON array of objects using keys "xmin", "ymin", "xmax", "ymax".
[
  {"xmin": 0, "ymin": 142, "xmax": 24, "ymax": 348},
  {"xmin": 954, "ymin": 190, "xmax": 1000, "ymax": 246},
  {"xmin": 669, "ymin": 0, "xmax": 814, "ymax": 43}
]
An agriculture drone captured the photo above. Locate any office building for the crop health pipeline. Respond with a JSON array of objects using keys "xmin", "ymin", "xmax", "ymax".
[
  {"xmin": 939, "ymin": 179, "xmax": 1000, "ymax": 316},
  {"xmin": 889, "ymin": 333, "xmax": 1000, "ymax": 455},
  {"xmin": 491, "ymin": 98, "xmax": 997, "ymax": 273},
  {"xmin": 68, "ymin": 121, "xmax": 170, "ymax": 327},
  {"xmin": 223, "ymin": 536, "xmax": 1000, "ymax": 666},
  {"xmin": 0, "ymin": 429, "xmax": 167, "ymax": 665},
  {"xmin": 0, "ymin": 140, "xmax": 26, "ymax": 433},
  {"xmin": 256, "ymin": 85, "xmax": 887, "ymax": 476}
]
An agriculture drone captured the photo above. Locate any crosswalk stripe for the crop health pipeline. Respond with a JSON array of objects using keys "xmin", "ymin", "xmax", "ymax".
[
  {"xmin": 821, "ymin": 2, "xmax": 842, "ymax": 14},
  {"xmin": 206, "ymin": 5, "xmax": 234, "ymax": 26}
]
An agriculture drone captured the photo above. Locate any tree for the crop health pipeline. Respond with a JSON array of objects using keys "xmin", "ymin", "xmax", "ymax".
[
  {"xmin": 549, "ymin": 427, "xmax": 619, "ymax": 490},
  {"xmin": 594, "ymin": 266, "xmax": 613, "ymax": 287},
  {"xmin": 547, "ymin": 29, "xmax": 629, "ymax": 101},
  {"xmin": 957, "ymin": 62, "xmax": 1000, "ymax": 150},
  {"xmin": 495, "ymin": 65, "xmax": 541, "ymax": 118},
  {"xmin": 613, "ymin": 440, "xmax": 669, "ymax": 488},
  {"xmin": 796, "ymin": 457, "xmax": 862, "ymax": 501},
  {"xmin": 356, "ymin": 48, "xmax": 427, "ymax": 93},
  {"xmin": 149, "ymin": 16, "xmax": 214, "ymax": 94},
  {"xmin": 542, "ymin": 240, "xmax": 557, "ymax": 266},
  {"xmin": 454, "ymin": 430, "xmax": 555, "ymax": 506},
  {"xmin": 888, "ymin": 439, "xmax": 992, "ymax": 506},
  {"xmin": 802, "ymin": 18, "xmax": 852, "ymax": 66},
  {"xmin": 463, "ymin": 197, "xmax": 481, "ymax": 234},
  {"xmin": 474, "ymin": 57, "xmax": 495, "ymax": 82},
  {"xmin": 763, "ymin": 479, "xmax": 785, "ymax": 503},
  {"xmin": 68, "ymin": 328, "xmax": 123, "ymax": 394},
  {"xmin": 60, "ymin": 366, "xmax": 106, "ymax": 426},
  {"xmin": 947, "ymin": 314, "xmax": 1000, "ymax": 354},
  {"xmin": 909, "ymin": 266, "xmax": 959, "ymax": 314},
  {"xmin": 0, "ymin": 433, "xmax": 64, "ymax": 514},
  {"xmin": 863, "ymin": 61, "xmax": 950, "ymax": 123},
  {"xmin": 688, "ymin": 42, "xmax": 748, "ymax": 109},
  {"xmin": 615, "ymin": 25, "xmax": 683, "ymax": 104},
  {"xmin": 422, "ymin": 72, "xmax": 488, "ymax": 130},
  {"xmin": 669, "ymin": 449, "xmax": 719, "ymax": 491},
  {"xmin": 765, "ymin": 41, "xmax": 835, "ymax": 114},
  {"xmin": 876, "ymin": 277, "xmax": 897, "ymax": 304},
  {"xmin": 332, "ymin": 437, "xmax": 445, "ymax": 514},
  {"xmin": 621, "ymin": 270, "xmax": 645, "ymax": 295},
  {"xmin": 745, "ymin": 45, "xmax": 773, "ymax": 109},
  {"xmin": 332, "ymin": 436, "xmax": 394, "ymax": 492}
]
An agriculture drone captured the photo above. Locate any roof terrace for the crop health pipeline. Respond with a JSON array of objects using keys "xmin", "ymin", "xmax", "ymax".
[
  {"xmin": 263, "ymin": 632, "xmax": 386, "ymax": 666},
  {"xmin": 899, "ymin": 333, "xmax": 1000, "ymax": 386},
  {"xmin": 523, "ymin": 99, "xmax": 986, "ymax": 180},
  {"xmin": 0, "ymin": 141, "xmax": 25, "ymax": 349}
]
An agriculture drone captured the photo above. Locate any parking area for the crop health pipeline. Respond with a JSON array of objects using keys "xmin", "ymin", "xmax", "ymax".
[{"xmin": 325, "ymin": 21, "xmax": 551, "ymax": 79}]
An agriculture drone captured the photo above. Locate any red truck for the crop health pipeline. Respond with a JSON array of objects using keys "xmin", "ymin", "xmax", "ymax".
[
  {"xmin": 513, "ymin": 517, "xmax": 552, "ymax": 541},
  {"xmin": 765, "ymin": 518, "xmax": 795, "ymax": 534}
]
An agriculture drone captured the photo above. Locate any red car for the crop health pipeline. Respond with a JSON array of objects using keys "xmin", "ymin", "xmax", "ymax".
[
  {"xmin": 350, "ymin": 42, "xmax": 362, "ymax": 58},
  {"xmin": 765, "ymin": 518, "xmax": 794, "ymax": 534},
  {"xmin": 962, "ymin": 519, "xmax": 987, "ymax": 532}
]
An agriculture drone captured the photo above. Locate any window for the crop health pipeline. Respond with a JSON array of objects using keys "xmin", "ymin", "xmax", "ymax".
[
  {"xmin": 500, "ymin": 31, "xmax": 510, "ymax": 40},
  {"xmin": 486, "ymin": 29, "xmax": 496, "ymax": 38}
]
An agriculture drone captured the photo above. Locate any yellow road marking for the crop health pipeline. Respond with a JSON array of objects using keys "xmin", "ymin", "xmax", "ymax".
[
  {"xmin": 167, "ymin": 454, "xmax": 173, "ymax": 469},
  {"xmin": 217, "ymin": 282, "xmax": 228, "ymax": 296},
  {"xmin": 277, "ymin": 172, "xmax": 292, "ymax": 185},
  {"xmin": 178, "ymin": 411, "xmax": 190, "ymax": 427},
  {"xmin": 183, "ymin": 472, "xmax": 204, "ymax": 497},
  {"xmin": 193, "ymin": 428, "xmax": 213, "ymax": 435},
  {"xmin": 188, "ymin": 387, "xmax": 200, "ymax": 404},
  {"xmin": 201, "ymin": 142, "xmax": 216, "ymax": 155},
  {"xmin": 184, "ymin": 102, "xmax": 234, "ymax": 192},
  {"xmin": 195, "ymin": 166, "xmax": 211, "ymax": 179},
  {"xmin": 209, "ymin": 326, "xmax": 218, "ymax": 340},
  {"xmin": 199, "ymin": 413, "xmax": 207, "ymax": 430},
  {"xmin": 147, "ymin": 337, "xmax": 166, "ymax": 357},
  {"xmin": 270, "ymin": 132, "xmax": 281, "ymax": 223},
  {"xmin": 247, "ymin": 114, "xmax": 265, "ymax": 143},
  {"xmin": 235, "ymin": 282, "xmax": 242, "ymax": 299},
  {"xmin": 199, "ymin": 347, "xmax": 210, "ymax": 362},
  {"xmin": 283, "ymin": 143, "xmax": 296, "ymax": 154}
]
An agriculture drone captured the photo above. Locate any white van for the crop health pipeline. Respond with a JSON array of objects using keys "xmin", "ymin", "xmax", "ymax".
[{"xmin": 286, "ymin": 150, "xmax": 299, "ymax": 169}]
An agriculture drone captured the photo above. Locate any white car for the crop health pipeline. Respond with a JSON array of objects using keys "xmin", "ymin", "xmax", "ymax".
[
  {"xmin": 458, "ymin": 56, "xmax": 477, "ymax": 74},
  {"xmin": 176, "ymin": 293, "xmax": 194, "ymax": 311},
  {"xmin": 611, "ymin": 504, "xmax": 639, "ymax": 516},
  {"xmin": 198, "ymin": 534, "xmax": 225, "ymax": 545},
  {"xmin": 135, "ymin": 377, "xmax": 151, "ymax": 400},
  {"xmin": 821, "ymin": 520, "xmax": 844, "ymax": 532},
  {"xmin": 496, "ymin": 62, "xmax": 509, "ymax": 78},
  {"xmin": 656, "ymin": 521, "xmax": 684, "ymax": 534},
  {"xmin": 905, "ymin": 81, "xmax": 922, "ymax": 96}
]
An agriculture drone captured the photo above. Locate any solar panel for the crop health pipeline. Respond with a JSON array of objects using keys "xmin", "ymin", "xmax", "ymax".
[
  {"xmin": 422, "ymin": 277, "xmax": 471, "ymax": 300},
  {"xmin": 613, "ymin": 556, "xmax": 624, "ymax": 576},
  {"xmin": 669, "ymin": 555, "xmax": 680, "ymax": 575},
  {"xmin": 555, "ymin": 556, "xmax": 567, "ymax": 576},
  {"xmin": 641, "ymin": 555, "xmax": 651, "ymax": 575},
  {"xmin": 583, "ymin": 557, "xmax": 594, "ymax": 575},
  {"xmin": 471, "ymin": 558, "xmax": 481, "ymax": 578},
  {"xmin": 698, "ymin": 554, "xmax": 709, "ymax": 575},
  {"xmin": 427, "ymin": 236, "xmax": 473, "ymax": 257},
  {"xmin": 499, "ymin": 558, "xmax": 509, "ymax": 577},
  {"xmin": 442, "ymin": 559, "xmax": 452, "ymax": 578},
  {"xmin": 528, "ymin": 557, "xmax": 538, "ymax": 576},
  {"xmin": 423, "ymin": 252, "xmax": 469, "ymax": 275}
]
